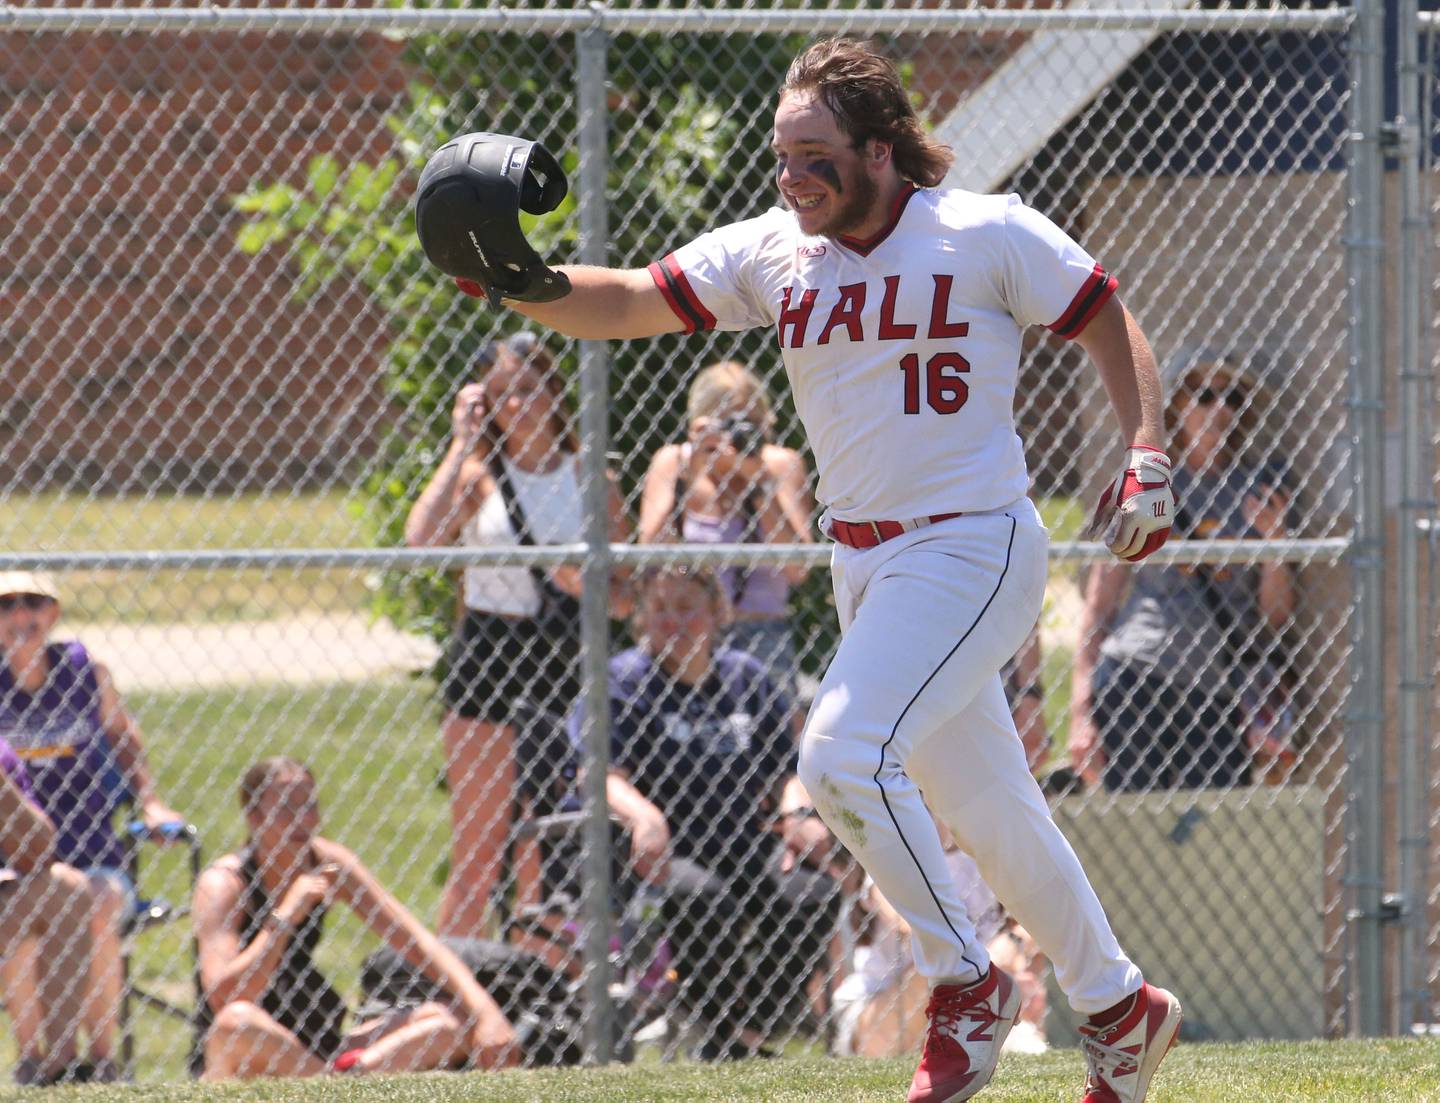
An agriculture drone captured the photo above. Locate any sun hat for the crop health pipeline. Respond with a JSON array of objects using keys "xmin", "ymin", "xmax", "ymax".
[{"xmin": 0, "ymin": 571, "xmax": 61, "ymax": 604}]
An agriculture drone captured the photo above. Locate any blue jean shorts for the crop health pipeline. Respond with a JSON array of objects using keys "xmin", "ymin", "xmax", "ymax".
[{"xmin": 87, "ymin": 865, "xmax": 139, "ymax": 922}]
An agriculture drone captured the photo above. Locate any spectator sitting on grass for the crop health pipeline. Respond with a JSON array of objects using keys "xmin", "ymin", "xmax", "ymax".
[
  {"xmin": 193, "ymin": 757, "xmax": 516, "ymax": 1079},
  {"xmin": 0, "ymin": 570, "xmax": 185, "ymax": 1083},
  {"xmin": 1, "ymin": 734, "xmax": 95, "ymax": 1086},
  {"xmin": 567, "ymin": 565, "xmax": 841, "ymax": 1060}
]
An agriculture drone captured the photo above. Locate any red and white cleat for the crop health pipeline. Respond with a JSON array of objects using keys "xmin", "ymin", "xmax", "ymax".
[
  {"xmin": 906, "ymin": 965, "xmax": 1021, "ymax": 1103},
  {"xmin": 1077, "ymin": 983, "xmax": 1182, "ymax": 1102}
]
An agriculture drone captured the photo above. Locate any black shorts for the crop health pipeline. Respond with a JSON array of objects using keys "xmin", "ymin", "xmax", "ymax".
[
  {"xmin": 441, "ymin": 609, "xmax": 580, "ymax": 726},
  {"xmin": 266, "ymin": 982, "xmax": 347, "ymax": 1063}
]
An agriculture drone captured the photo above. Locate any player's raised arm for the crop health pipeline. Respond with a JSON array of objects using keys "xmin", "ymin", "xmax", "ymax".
[
  {"xmin": 411, "ymin": 132, "xmax": 686, "ymax": 340},
  {"xmin": 507, "ymin": 264, "xmax": 687, "ymax": 340}
]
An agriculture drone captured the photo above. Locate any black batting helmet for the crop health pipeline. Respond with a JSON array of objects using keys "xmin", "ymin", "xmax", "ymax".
[{"xmin": 413, "ymin": 132, "xmax": 571, "ymax": 307}]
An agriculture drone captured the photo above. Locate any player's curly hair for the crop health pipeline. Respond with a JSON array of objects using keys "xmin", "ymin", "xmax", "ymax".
[{"xmin": 781, "ymin": 37, "xmax": 954, "ymax": 188}]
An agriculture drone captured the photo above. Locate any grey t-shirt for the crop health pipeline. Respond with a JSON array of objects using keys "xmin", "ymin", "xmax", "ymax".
[{"xmin": 1098, "ymin": 463, "xmax": 1283, "ymax": 693}]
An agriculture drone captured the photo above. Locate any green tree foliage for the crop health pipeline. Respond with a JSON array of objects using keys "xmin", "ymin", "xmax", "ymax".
[{"xmin": 232, "ymin": 22, "xmax": 839, "ymax": 669}]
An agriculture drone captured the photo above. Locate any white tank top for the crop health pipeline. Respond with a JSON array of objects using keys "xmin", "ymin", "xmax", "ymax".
[{"xmin": 461, "ymin": 455, "xmax": 583, "ymax": 617}]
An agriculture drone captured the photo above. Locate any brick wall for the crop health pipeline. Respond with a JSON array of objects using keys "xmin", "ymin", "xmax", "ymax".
[{"xmin": 0, "ymin": 25, "xmax": 410, "ymax": 492}]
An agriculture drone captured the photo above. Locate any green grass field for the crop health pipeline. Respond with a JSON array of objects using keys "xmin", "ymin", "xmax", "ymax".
[
  {"xmin": 17, "ymin": 1040, "xmax": 1440, "ymax": 1101},
  {"xmin": 4, "ymin": 490, "xmax": 374, "ymax": 623}
]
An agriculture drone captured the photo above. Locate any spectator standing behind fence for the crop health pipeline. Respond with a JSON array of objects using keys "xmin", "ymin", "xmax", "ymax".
[
  {"xmin": 405, "ymin": 333, "xmax": 632, "ymax": 938},
  {"xmin": 568, "ymin": 566, "xmax": 840, "ymax": 1060},
  {"xmin": 1070, "ymin": 349, "xmax": 1297, "ymax": 791},
  {"xmin": 193, "ymin": 757, "xmax": 515, "ymax": 1079},
  {"xmin": 638, "ymin": 361, "xmax": 813, "ymax": 695},
  {"xmin": 1, "ymin": 734, "xmax": 95, "ymax": 1086},
  {"xmin": 0, "ymin": 571, "xmax": 186, "ymax": 1083}
]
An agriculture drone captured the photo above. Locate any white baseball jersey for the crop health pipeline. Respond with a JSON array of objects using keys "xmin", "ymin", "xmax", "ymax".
[{"xmin": 648, "ymin": 186, "xmax": 1117, "ymax": 522}]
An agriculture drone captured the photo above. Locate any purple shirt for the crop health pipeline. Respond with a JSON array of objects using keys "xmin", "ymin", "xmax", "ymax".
[
  {"xmin": 1, "ymin": 735, "xmax": 35, "ymax": 802},
  {"xmin": 0, "ymin": 642, "xmax": 123, "ymax": 869}
]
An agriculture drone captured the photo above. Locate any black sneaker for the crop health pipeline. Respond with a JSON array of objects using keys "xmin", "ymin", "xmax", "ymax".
[
  {"xmin": 695, "ymin": 1035, "xmax": 777, "ymax": 1062},
  {"xmin": 12, "ymin": 1058, "xmax": 42, "ymax": 1086},
  {"xmin": 42, "ymin": 1060, "xmax": 96, "ymax": 1085}
]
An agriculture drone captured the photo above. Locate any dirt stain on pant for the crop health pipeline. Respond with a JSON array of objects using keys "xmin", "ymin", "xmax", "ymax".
[{"xmin": 818, "ymin": 773, "xmax": 867, "ymax": 847}]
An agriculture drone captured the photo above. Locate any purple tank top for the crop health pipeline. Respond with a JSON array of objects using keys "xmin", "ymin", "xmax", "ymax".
[
  {"xmin": 0, "ymin": 642, "xmax": 123, "ymax": 869},
  {"xmin": 674, "ymin": 446, "xmax": 789, "ymax": 618},
  {"xmin": 0, "ymin": 735, "xmax": 39, "ymax": 873},
  {"xmin": 680, "ymin": 510, "xmax": 789, "ymax": 617}
]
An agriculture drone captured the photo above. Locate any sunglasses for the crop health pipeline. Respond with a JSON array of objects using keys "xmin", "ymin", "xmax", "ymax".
[
  {"xmin": 1192, "ymin": 385, "xmax": 1246, "ymax": 410},
  {"xmin": 0, "ymin": 593, "xmax": 54, "ymax": 613}
]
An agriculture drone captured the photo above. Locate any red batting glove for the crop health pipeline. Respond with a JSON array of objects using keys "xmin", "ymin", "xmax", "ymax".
[
  {"xmin": 454, "ymin": 277, "xmax": 488, "ymax": 298},
  {"xmin": 455, "ymin": 276, "xmax": 506, "ymax": 309},
  {"xmin": 1090, "ymin": 445, "xmax": 1174, "ymax": 562}
]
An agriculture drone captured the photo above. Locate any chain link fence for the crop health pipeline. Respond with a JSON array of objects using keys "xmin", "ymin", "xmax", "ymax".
[{"xmin": 0, "ymin": 0, "xmax": 1426, "ymax": 1086}]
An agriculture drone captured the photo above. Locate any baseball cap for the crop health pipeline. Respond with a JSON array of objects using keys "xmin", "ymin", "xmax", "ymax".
[
  {"xmin": 1161, "ymin": 346, "xmax": 1275, "ymax": 406},
  {"xmin": 0, "ymin": 571, "xmax": 61, "ymax": 604}
]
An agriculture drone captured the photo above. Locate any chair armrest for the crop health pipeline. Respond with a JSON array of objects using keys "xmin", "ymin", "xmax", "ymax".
[
  {"xmin": 125, "ymin": 820, "xmax": 197, "ymax": 844},
  {"xmin": 514, "ymin": 811, "xmax": 624, "ymax": 843},
  {"xmin": 123, "ymin": 819, "xmax": 204, "ymax": 880}
]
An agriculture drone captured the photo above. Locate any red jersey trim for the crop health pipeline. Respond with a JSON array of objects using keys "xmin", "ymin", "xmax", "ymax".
[
  {"xmin": 648, "ymin": 254, "xmax": 717, "ymax": 335},
  {"xmin": 836, "ymin": 183, "xmax": 920, "ymax": 257},
  {"xmin": 1049, "ymin": 263, "xmax": 1119, "ymax": 339}
]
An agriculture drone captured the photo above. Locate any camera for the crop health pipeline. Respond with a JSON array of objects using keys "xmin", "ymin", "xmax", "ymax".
[{"xmin": 720, "ymin": 415, "xmax": 764, "ymax": 456}]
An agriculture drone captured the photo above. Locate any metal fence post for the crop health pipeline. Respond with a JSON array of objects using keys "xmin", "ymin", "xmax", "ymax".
[
  {"xmin": 1345, "ymin": 0, "xmax": 1389, "ymax": 1038},
  {"xmin": 576, "ymin": 13, "xmax": 614, "ymax": 1065},
  {"xmin": 1396, "ymin": 0, "xmax": 1437, "ymax": 1035}
]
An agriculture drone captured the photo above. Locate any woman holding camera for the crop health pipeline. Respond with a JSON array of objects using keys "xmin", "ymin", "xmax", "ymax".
[
  {"xmin": 406, "ymin": 333, "xmax": 631, "ymax": 938},
  {"xmin": 638, "ymin": 361, "xmax": 813, "ymax": 689}
]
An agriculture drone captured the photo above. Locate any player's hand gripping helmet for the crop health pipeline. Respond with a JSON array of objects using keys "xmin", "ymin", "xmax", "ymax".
[{"xmin": 414, "ymin": 132, "xmax": 571, "ymax": 309}]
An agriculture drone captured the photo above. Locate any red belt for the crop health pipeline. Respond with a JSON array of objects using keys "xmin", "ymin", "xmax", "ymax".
[{"xmin": 829, "ymin": 512, "xmax": 965, "ymax": 549}]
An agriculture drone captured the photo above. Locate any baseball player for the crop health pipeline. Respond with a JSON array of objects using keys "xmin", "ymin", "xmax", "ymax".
[{"xmin": 414, "ymin": 36, "xmax": 1180, "ymax": 1103}]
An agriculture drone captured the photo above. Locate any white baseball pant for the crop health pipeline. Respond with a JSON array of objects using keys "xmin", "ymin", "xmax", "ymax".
[{"xmin": 798, "ymin": 498, "xmax": 1142, "ymax": 1014}]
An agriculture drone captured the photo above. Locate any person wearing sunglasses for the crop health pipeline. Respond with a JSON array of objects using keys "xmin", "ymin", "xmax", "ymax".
[
  {"xmin": 0, "ymin": 571, "xmax": 188, "ymax": 1082},
  {"xmin": 1070, "ymin": 349, "xmax": 1298, "ymax": 792}
]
